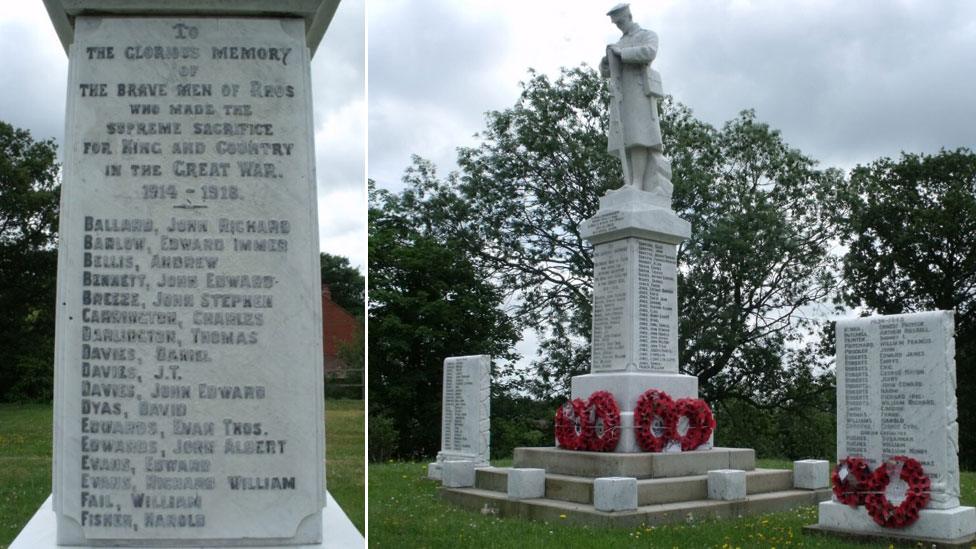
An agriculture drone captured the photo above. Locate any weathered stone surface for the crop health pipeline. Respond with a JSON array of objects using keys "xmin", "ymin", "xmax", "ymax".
[
  {"xmin": 580, "ymin": 187, "xmax": 691, "ymax": 245},
  {"xmin": 442, "ymin": 461, "xmax": 476, "ymax": 488},
  {"xmin": 793, "ymin": 460, "xmax": 829, "ymax": 490},
  {"xmin": 513, "ymin": 447, "xmax": 754, "ymax": 479},
  {"xmin": 433, "ymin": 355, "xmax": 491, "ymax": 474},
  {"xmin": 571, "ymin": 372, "xmax": 701, "ymax": 452},
  {"xmin": 593, "ymin": 477, "xmax": 638, "ymax": 511},
  {"xmin": 835, "ymin": 311, "xmax": 959, "ymax": 508},
  {"xmin": 441, "ymin": 485, "xmax": 830, "ymax": 528},
  {"xmin": 707, "ymin": 470, "xmax": 746, "ymax": 501},
  {"xmin": 52, "ymin": 15, "xmax": 325, "ymax": 546},
  {"xmin": 817, "ymin": 500, "xmax": 976, "ymax": 541},
  {"xmin": 506, "ymin": 469, "xmax": 546, "ymax": 500}
]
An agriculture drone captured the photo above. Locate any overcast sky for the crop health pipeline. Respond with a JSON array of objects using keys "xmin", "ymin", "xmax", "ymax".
[
  {"xmin": 0, "ymin": 2, "xmax": 365, "ymax": 271},
  {"xmin": 369, "ymin": 0, "xmax": 976, "ymax": 362},
  {"xmin": 369, "ymin": 0, "xmax": 976, "ymax": 189}
]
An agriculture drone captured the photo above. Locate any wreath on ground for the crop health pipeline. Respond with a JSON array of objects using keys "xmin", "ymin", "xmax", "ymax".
[{"xmin": 554, "ymin": 398, "xmax": 589, "ymax": 450}]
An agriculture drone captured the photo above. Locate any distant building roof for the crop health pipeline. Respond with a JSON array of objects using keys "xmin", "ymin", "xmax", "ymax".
[{"xmin": 322, "ymin": 285, "xmax": 359, "ymax": 376}]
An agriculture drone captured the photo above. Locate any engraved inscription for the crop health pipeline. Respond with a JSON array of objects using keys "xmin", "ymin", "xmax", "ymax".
[{"xmin": 54, "ymin": 17, "xmax": 322, "ymax": 543}]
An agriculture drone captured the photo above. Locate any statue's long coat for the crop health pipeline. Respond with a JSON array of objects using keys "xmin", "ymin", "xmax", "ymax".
[{"xmin": 602, "ymin": 25, "xmax": 664, "ymax": 155}]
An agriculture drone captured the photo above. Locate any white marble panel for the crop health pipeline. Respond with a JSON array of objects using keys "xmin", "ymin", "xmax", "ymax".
[
  {"xmin": 835, "ymin": 311, "xmax": 960, "ymax": 509},
  {"xmin": 590, "ymin": 238, "xmax": 679, "ymax": 373},
  {"xmin": 436, "ymin": 355, "xmax": 490, "ymax": 467},
  {"xmin": 52, "ymin": 16, "xmax": 325, "ymax": 545}
]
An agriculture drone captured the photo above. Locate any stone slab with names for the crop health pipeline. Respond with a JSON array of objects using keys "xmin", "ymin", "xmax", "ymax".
[
  {"xmin": 573, "ymin": 186, "xmax": 699, "ymax": 453},
  {"xmin": 428, "ymin": 355, "xmax": 491, "ymax": 480},
  {"xmin": 43, "ymin": 2, "xmax": 340, "ymax": 546},
  {"xmin": 814, "ymin": 310, "xmax": 976, "ymax": 542}
]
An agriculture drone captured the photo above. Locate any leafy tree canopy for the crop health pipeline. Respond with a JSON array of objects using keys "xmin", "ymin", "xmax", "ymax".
[
  {"xmin": 368, "ymin": 174, "xmax": 519, "ymax": 458},
  {"xmin": 0, "ymin": 121, "xmax": 61, "ymax": 401},
  {"xmin": 320, "ymin": 252, "xmax": 365, "ymax": 315},
  {"xmin": 837, "ymin": 148, "xmax": 976, "ymax": 467}
]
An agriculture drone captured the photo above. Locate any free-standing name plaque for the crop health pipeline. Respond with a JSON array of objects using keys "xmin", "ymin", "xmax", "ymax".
[
  {"xmin": 836, "ymin": 311, "xmax": 960, "ymax": 508},
  {"xmin": 428, "ymin": 355, "xmax": 490, "ymax": 479}
]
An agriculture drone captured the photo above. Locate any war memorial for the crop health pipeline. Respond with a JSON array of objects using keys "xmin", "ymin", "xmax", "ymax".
[
  {"xmin": 435, "ymin": 3, "xmax": 831, "ymax": 527},
  {"xmin": 9, "ymin": 1, "xmax": 362, "ymax": 547}
]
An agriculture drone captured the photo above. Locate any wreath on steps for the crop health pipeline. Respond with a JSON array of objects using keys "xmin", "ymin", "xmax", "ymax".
[
  {"xmin": 584, "ymin": 391, "xmax": 621, "ymax": 452},
  {"xmin": 554, "ymin": 398, "xmax": 589, "ymax": 451}
]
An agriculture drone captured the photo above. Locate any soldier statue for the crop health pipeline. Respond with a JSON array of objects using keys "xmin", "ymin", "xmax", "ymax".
[{"xmin": 600, "ymin": 3, "xmax": 672, "ymax": 200}]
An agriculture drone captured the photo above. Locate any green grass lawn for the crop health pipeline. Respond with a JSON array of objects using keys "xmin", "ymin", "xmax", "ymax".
[
  {"xmin": 0, "ymin": 399, "xmax": 364, "ymax": 548},
  {"xmin": 0, "ymin": 403, "xmax": 52, "ymax": 549},
  {"xmin": 368, "ymin": 458, "xmax": 976, "ymax": 548},
  {"xmin": 326, "ymin": 398, "xmax": 365, "ymax": 533}
]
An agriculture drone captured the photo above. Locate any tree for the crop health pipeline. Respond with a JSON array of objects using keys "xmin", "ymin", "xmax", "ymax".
[
  {"xmin": 837, "ymin": 148, "xmax": 976, "ymax": 468},
  {"xmin": 452, "ymin": 66, "xmax": 840, "ymax": 414},
  {"xmin": 0, "ymin": 121, "xmax": 60, "ymax": 401},
  {"xmin": 368, "ymin": 172, "xmax": 519, "ymax": 459},
  {"xmin": 320, "ymin": 252, "xmax": 364, "ymax": 315}
]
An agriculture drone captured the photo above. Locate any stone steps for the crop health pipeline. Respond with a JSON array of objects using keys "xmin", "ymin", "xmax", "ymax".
[
  {"xmin": 440, "ymin": 485, "xmax": 832, "ymax": 528},
  {"xmin": 512, "ymin": 446, "xmax": 755, "ymax": 478},
  {"xmin": 475, "ymin": 466, "xmax": 794, "ymax": 505}
]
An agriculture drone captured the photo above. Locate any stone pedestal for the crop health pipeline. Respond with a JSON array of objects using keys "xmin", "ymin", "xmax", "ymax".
[
  {"xmin": 575, "ymin": 187, "xmax": 697, "ymax": 453},
  {"xmin": 506, "ymin": 468, "xmax": 546, "ymax": 499},
  {"xmin": 442, "ymin": 461, "xmax": 477, "ymax": 488},
  {"xmin": 793, "ymin": 459, "xmax": 829, "ymax": 490}
]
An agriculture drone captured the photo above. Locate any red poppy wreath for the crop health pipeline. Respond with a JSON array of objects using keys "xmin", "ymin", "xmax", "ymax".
[{"xmin": 554, "ymin": 398, "xmax": 589, "ymax": 450}]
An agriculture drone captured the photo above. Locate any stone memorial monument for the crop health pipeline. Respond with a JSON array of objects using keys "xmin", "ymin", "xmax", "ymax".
[
  {"xmin": 428, "ymin": 355, "xmax": 491, "ymax": 480},
  {"xmin": 577, "ymin": 2, "xmax": 697, "ymax": 453},
  {"xmin": 437, "ymin": 6, "xmax": 831, "ymax": 526},
  {"xmin": 21, "ymin": 1, "xmax": 352, "ymax": 546},
  {"xmin": 810, "ymin": 311, "xmax": 976, "ymax": 545}
]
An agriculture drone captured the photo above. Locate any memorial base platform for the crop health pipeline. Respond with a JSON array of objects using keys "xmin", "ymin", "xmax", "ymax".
[
  {"xmin": 439, "ymin": 447, "xmax": 830, "ymax": 528},
  {"xmin": 805, "ymin": 500, "xmax": 976, "ymax": 548}
]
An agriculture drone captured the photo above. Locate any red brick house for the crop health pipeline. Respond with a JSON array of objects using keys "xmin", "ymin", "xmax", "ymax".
[{"xmin": 322, "ymin": 285, "xmax": 361, "ymax": 378}]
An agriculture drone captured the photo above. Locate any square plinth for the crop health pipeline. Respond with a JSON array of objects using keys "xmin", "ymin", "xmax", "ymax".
[
  {"xmin": 442, "ymin": 461, "xmax": 477, "ymax": 488},
  {"xmin": 593, "ymin": 477, "xmax": 638, "ymax": 511},
  {"xmin": 793, "ymin": 460, "xmax": 830, "ymax": 490},
  {"xmin": 507, "ymin": 468, "xmax": 546, "ymax": 500},
  {"xmin": 707, "ymin": 469, "xmax": 746, "ymax": 501}
]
